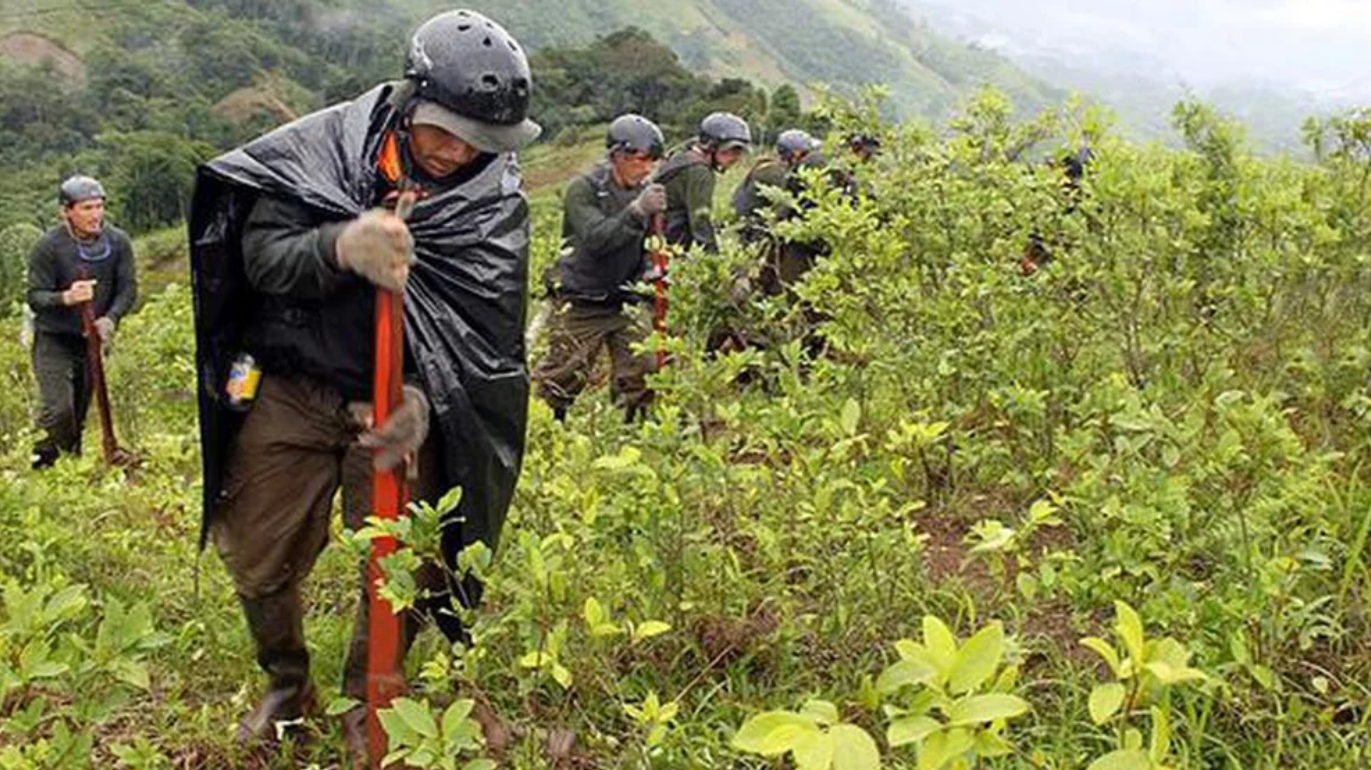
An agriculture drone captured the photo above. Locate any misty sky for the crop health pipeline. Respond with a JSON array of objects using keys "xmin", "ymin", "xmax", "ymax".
[{"xmin": 913, "ymin": 0, "xmax": 1371, "ymax": 103}]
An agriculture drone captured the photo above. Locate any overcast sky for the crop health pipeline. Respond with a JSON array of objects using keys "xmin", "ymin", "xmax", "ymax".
[{"xmin": 912, "ymin": 0, "xmax": 1371, "ymax": 103}]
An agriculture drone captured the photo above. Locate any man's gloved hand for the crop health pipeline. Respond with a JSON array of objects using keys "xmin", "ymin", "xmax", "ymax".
[
  {"xmin": 336, "ymin": 210, "xmax": 415, "ymax": 293},
  {"xmin": 358, "ymin": 384, "xmax": 430, "ymax": 472},
  {"xmin": 93, "ymin": 317, "xmax": 115, "ymax": 356},
  {"xmin": 629, "ymin": 183, "xmax": 667, "ymax": 219}
]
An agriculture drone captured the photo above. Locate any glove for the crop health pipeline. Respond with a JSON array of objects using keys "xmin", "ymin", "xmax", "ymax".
[
  {"xmin": 358, "ymin": 384, "xmax": 430, "ymax": 472},
  {"xmin": 93, "ymin": 317, "xmax": 115, "ymax": 356},
  {"xmin": 629, "ymin": 183, "xmax": 667, "ymax": 219},
  {"xmin": 336, "ymin": 210, "xmax": 415, "ymax": 293}
]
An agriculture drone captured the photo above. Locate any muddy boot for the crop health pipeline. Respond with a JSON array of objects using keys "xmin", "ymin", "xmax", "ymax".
[{"xmin": 237, "ymin": 588, "xmax": 316, "ymax": 745}]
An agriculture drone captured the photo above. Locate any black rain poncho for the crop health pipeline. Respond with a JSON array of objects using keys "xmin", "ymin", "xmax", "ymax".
[{"xmin": 188, "ymin": 83, "xmax": 530, "ymax": 566}]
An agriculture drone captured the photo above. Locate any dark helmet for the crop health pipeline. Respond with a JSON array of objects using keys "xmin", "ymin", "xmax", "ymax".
[
  {"xmin": 404, "ymin": 10, "xmax": 540, "ymax": 151},
  {"xmin": 776, "ymin": 129, "xmax": 817, "ymax": 163},
  {"xmin": 847, "ymin": 133, "xmax": 882, "ymax": 154},
  {"xmin": 699, "ymin": 112, "xmax": 752, "ymax": 152},
  {"xmin": 59, "ymin": 176, "xmax": 105, "ymax": 207},
  {"xmin": 606, "ymin": 114, "xmax": 665, "ymax": 159}
]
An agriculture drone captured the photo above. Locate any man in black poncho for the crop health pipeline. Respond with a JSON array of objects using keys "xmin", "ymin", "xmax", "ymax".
[{"xmin": 187, "ymin": 9, "xmax": 538, "ymax": 753}]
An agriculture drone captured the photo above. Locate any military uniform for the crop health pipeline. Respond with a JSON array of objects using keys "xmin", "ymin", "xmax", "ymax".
[
  {"xmin": 731, "ymin": 157, "xmax": 789, "ymax": 246},
  {"xmin": 26, "ymin": 225, "xmax": 137, "ymax": 465},
  {"xmin": 534, "ymin": 162, "xmax": 656, "ymax": 418},
  {"xmin": 658, "ymin": 145, "xmax": 719, "ymax": 252}
]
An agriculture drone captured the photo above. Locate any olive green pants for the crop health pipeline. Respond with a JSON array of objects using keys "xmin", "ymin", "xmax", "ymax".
[
  {"xmin": 532, "ymin": 301, "xmax": 655, "ymax": 417},
  {"xmin": 213, "ymin": 375, "xmax": 449, "ymax": 696}
]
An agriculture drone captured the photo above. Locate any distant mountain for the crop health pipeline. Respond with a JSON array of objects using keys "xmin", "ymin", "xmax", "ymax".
[
  {"xmin": 0, "ymin": 0, "xmax": 1060, "ymax": 121},
  {"xmin": 898, "ymin": 0, "xmax": 1355, "ymax": 154}
]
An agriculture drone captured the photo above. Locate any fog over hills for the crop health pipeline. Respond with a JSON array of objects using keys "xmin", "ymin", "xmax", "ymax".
[{"xmin": 899, "ymin": 0, "xmax": 1371, "ymax": 151}]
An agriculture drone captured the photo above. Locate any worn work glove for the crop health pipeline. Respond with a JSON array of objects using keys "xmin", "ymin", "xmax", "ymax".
[
  {"xmin": 629, "ymin": 183, "xmax": 667, "ymax": 219},
  {"xmin": 336, "ymin": 210, "xmax": 415, "ymax": 293},
  {"xmin": 358, "ymin": 384, "xmax": 430, "ymax": 472},
  {"xmin": 92, "ymin": 317, "xmax": 115, "ymax": 356}
]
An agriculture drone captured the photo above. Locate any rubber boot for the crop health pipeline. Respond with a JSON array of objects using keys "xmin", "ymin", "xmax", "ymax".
[{"xmin": 237, "ymin": 587, "xmax": 316, "ymax": 745}]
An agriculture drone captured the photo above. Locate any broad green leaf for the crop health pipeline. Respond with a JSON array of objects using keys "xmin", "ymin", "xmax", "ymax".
[
  {"xmin": 921, "ymin": 616, "xmax": 958, "ymax": 677},
  {"xmin": 830, "ymin": 724, "xmax": 881, "ymax": 770},
  {"xmin": 111, "ymin": 660, "xmax": 150, "ymax": 690},
  {"xmin": 633, "ymin": 620, "xmax": 672, "ymax": 641},
  {"xmin": 1089, "ymin": 683, "xmax": 1127, "ymax": 725},
  {"xmin": 1143, "ymin": 661, "xmax": 1206, "ymax": 686},
  {"xmin": 391, "ymin": 698, "xmax": 438, "ymax": 739},
  {"xmin": 878, "ymin": 659, "xmax": 938, "ymax": 694},
  {"xmin": 918, "ymin": 728, "xmax": 974, "ymax": 770},
  {"xmin": 732, "ymin": 711, "xmax": 818, "ymax": 756},
  {"xmin": 1114, "ymin": 601, "xmax": 1146, "ymax": 666},
  {"xmin": 945, "ymin": 694, "xmax": 1030, "ymax": 726},
  {"xmin": 802, "ymin": 699, "xmax": 840, "ymax": 725},
  {"xmin": 947, "ymin": 622, "xmax": 1004, "ymax": 694},
  {"xmin": 462, "ymin": 760, "xmax": 497, "ymax": 770},
  {"xmin": 1086, "ymin": 749, "xmax": 1152, "ymax": 770},
  {"xmin": 894, "ymin": 639, "xmax": 924, "ymax": 661},
  {"xmin": 840, "ymin": 399, "xmax": 862, "ymax": 437},
  {"xmin": 792, "ymin": 729, "xmax": 835, "ymax": 770},
  {"xmin": 442, "ymin": 699, "xmax": 475, "ymax": 737},
  {"xmin": 583, "ymin": 597, "xmax": 606, "ymax": 628},
  {"xmin": 1081, "ymin": 637, "xmax": 1123, "ymax": 677},
  {"xmin": 551, "ymin": 663, "xmax": 573, "ymax": 689},
  {"xmin": 378, "ymin": 708, "xmax": 418, "ymax": 745},
  {"xmin": 1149, "ymin": 706, "xmax": 1171, "ymax": 763},
  {"xmin": 887, "ymin": 715, "xmax": 942, "ymax": 747}
]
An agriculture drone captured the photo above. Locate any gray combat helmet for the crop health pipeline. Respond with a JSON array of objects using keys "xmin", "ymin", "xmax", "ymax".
[
  {"xmin": 776, "ymin": 129, "xmax": 818, "ymax": 163},
  {"xmin": 59, "ymin": 176, "xmax": 105, "ymax": 207},
  {"xmin": 404, "ymin": 9, "xmax": 540, "ymax": 152},
  {"xmin": 698, "ymin": 112, "xmax": 752, "ymax": 152},
  {"xmin": 606, "ymin": 114, "xmax": 665, "ymax": 159}
]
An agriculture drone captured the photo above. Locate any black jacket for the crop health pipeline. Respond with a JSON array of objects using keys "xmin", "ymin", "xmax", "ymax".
[{"xmin": 189, "ymin": 82, "xmax": 531, "ymax": 565}]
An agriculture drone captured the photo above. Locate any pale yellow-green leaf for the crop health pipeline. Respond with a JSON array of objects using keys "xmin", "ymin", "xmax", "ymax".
[
  {"xmin": 830, "ymin": 724, "xmax": 881, "ymax": 770},
  {"xmin": 633, "ymin": 620, "xmax": 672, "ymax": 642},
  {"xmin": 1086, "ymin": 748, "xmax": 1152, "ymax": 770},
  {"xmin": 1089, "ymin": 683, "xmax": 1127, "ymax": 725},
  {"xmin": 918, "ymin": 728, "xmax": 974, "ymax": 770},
  {"xmin": 922, "ymin": 616, "xmax": 958, "ymax": 678},
  {"xmin": 945, "ymin": 694, "xmax": 1030, "ymax": 726},
  {"xmin": 1113, "ymin": 601, "xmax": 1146, "ymax": 666},
  {"xmin": 947, "ymin": 622, "xmax": 1004, "ymax": 694},
  {"xmin": 733, "ymin": 712, "xmax": 819, "ymax": 756},
  {"xmin": 887, "ymin": 715, "xmax": 942, "ymax": 747},
  {"xmin": 1149, "ymin": 706, "xmax": 1171, "ymax": 763},
  {"xmin": 792, "ymin": 729, "xmax": 835, "ymax": 770},
  {"xmin": 878, "ymin": 659, "xmax": 938, "ymax": 694},
  {"xmin": 802, "ymin": 699, "xmax": 840, "ymax": 725},
  {"xmin": 1081, "ymin": 637, "xmax": 1123, "ymax": 678}
]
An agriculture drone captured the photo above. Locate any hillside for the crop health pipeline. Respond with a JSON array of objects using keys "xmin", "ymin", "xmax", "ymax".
[{"xmin": 1, "ymin": 0, "xmax": 1058, "ymax": 121}]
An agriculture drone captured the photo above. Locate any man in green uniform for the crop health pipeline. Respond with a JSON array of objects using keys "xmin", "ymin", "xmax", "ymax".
[
  {"xmin": 658, "ymin": 111, "xmax": 752, "ymax": 253},
  {"xmin": 731, "ymin": 129, "xmax": 816, "ymax": 246},
  {"xmin": 26, "ymin": 176, "xmax": 137, "ymax": 469},
  {"xmin": 534, "ymin": 114, "xmax": 666, "ymax": 422},
  {"xmin": 188, "ymin": 10, "xmax": 538, "ymax": 756}
]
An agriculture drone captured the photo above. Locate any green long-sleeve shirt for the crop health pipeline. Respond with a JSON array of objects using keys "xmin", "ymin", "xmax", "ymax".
[{"xmin": 658, "ymin": 146, "xmax": 718, "ymax": 253}]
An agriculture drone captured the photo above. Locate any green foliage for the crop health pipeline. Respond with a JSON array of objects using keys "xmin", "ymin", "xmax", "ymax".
[
  {"xmin": 377, "ymin": 697, "xmax": 492, "ymax": 770},
  {"xmin": 0, "ymin": 223, "xmax": 41, "ymax": 314},
  {"xmin": 732, "ymin": 699, "xmax": 881, "ymax": 770}
]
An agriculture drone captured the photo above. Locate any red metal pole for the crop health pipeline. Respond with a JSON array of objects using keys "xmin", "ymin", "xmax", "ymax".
[{"xmin": 367, "ymin": 190, "xmax": 416, "ymax": 768}]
